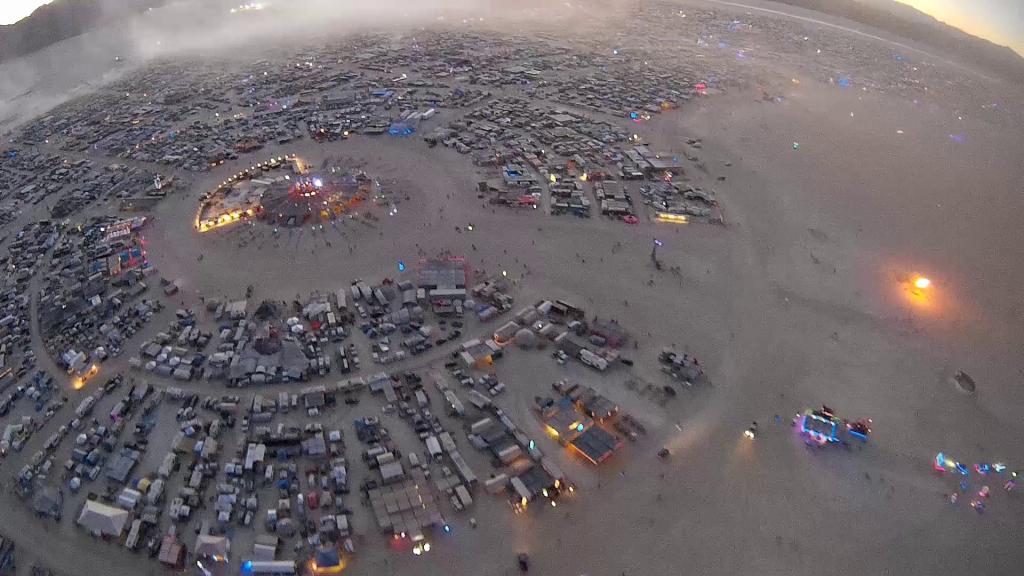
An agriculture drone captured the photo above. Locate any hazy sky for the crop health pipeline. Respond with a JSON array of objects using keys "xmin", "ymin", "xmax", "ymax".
[
  {"xmin": 900, "ymin": 0, "xmax": 1023, "ymax": 54},
  {"xmin": 1, "ymin": 1, "xmax": 54, "ymax": 26},
  {"xmin": 0, "ymin": 0, "xmax": 1021, "ymax": 54}
]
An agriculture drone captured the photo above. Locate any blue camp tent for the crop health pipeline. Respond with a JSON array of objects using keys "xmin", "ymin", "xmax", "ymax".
[{"xmin": 388, "ymin": 123, "xmax": 414, "ymax": 137}]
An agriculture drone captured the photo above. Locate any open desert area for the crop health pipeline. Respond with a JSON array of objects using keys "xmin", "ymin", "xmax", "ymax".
[{"xmin": 0, "ymin": 1, "xmax": 1021, "ymax": 575}]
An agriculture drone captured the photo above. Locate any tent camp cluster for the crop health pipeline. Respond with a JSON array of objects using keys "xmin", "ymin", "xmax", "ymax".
[{"xmin": 35, "ymin": 215, "xmax": 160, "ymax": 389}]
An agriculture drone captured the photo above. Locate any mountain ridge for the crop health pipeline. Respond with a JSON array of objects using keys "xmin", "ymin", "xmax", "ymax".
[
  {"xmin": 1, "ymin": 0, "xmax": 1022, "ymax": 81},
  {"xmin": 770, "ymin": 0, "xmax": 1023, "ymax": 80},
  {"xmin": 0, "ymin": 0, "xmax": 168, "ymax": 63}
]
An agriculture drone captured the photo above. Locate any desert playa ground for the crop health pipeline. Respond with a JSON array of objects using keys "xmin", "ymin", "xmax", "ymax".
[
  {"xmin": 0, "ymin": 0, "xmax": 1022, "ymax": 575},
  {"xmin": 152, "ymin": 19, "xmax": 1024, "ymax": 574}
]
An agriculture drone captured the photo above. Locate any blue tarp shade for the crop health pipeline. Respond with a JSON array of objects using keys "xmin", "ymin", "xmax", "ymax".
[
  {"xmin": 315, "ymin": 547, "xmax": 341, "ymax": 568},
  {"xmin": 388, "ymin": 123, "xmax": 414, "ymax": 136}
]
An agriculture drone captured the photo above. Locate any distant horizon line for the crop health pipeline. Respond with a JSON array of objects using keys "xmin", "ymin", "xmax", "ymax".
[
  {"xmin": 0, "ymin": 0, "xmax": 1021, "ymax": 58},
  {"xmin": 893, "ymin": 0, "xmax": 1023, "ymax": 57}
]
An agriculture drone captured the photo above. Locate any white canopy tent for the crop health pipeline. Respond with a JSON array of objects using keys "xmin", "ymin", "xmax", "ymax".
[
  {"xmin": 77, "ymin": 500, "xmax": 129, "ymax": 537},
  {"xmin": 195, "ymin": 534, "xmax": 231, "ymax": 559}
]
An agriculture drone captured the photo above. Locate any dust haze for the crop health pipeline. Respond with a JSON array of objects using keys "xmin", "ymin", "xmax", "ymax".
[{"xmin": 0, "ymin": 0, "xmax": 625, "ymax": 133}]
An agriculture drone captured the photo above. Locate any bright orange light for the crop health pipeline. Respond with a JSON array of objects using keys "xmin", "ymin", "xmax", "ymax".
[
  {"xmin": 898, "ymin": 271, "xmax": 938, "ymax": 311},
  {"xmin": 73, "ymin": 364, "xmax": 99, "ymax": 390}
]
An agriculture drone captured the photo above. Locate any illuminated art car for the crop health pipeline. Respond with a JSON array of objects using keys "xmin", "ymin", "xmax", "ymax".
[
  {"xmin": 798, "ymin": 410, "xmax": 840, "ymax": 445},
  {"xmin": 934, "ymin": 452, "xmax": 969, "ymax": 475},
  {"xmin": 797, "ymin": 406, "xmax": 871, "ymax": 446}
]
